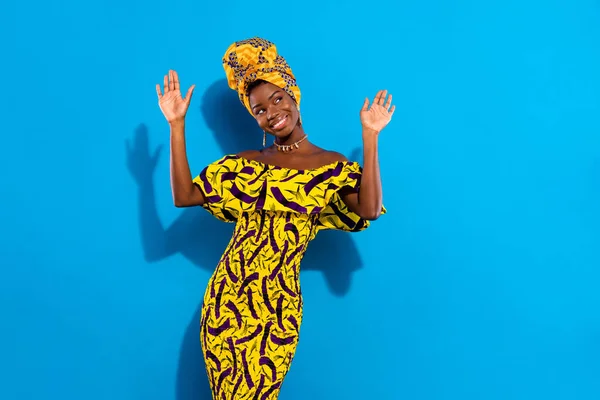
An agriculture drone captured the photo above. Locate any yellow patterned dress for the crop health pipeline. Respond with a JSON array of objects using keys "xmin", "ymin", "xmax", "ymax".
[{"xmin": 192, "ymin": 154, "xmax": 384, "ymax": 399}]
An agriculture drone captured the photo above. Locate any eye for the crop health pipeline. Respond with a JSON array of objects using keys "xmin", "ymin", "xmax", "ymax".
[{"xmin": 274, "ymin": 97, "xmax": 282, "ymax": 104}]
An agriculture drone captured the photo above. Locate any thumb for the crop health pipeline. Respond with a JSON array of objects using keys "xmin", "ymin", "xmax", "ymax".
[
  {"xmin": 361, "ymin": 97, "xmax": 369, "ymax": 112},
  {"xmin": 185, "ymin": 84, "xmax": 196, "ymax": 104}
]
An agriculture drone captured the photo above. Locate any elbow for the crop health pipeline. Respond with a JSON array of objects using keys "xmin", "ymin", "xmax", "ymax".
[
  {"xmin": 173, "ymin": 196, "xmax": 190, "ymax": 208},
  {"xmin": 173, "ymin": 185, "xmax": 203, "ymax": 208},
  {"xmin": 173, "ymin": 200, "xmax": 192, "ymax": 208},
  {"xmin": 360, "ymin": 208, "xmax": 382, "ymax": 221}
]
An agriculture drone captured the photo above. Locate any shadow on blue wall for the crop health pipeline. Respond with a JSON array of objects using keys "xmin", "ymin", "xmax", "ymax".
[{"xmin": 125, "ymin": 79, "xmax": 363, "ymax": 400}]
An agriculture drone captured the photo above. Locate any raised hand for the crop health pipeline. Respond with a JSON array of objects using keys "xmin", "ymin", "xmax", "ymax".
[
  {"xmin": 156, "ymin": 70, "xmax": 195, "ymax": 124},
  {"xmin": 360, "ymin": 90, "xmax": 395, "ymax": 134}
]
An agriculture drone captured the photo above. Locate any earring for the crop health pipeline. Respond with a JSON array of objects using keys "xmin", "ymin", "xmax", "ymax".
[{"xmin": 262, "ymin": 131, "xmax": 266, "ymax": 147}]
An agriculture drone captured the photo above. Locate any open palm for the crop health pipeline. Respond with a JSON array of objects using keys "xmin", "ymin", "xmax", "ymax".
[
  {"xmin": 156, "ymin": 70, "xmax": 195, "ymax": 124},
  {"xmin": 360, "ymin": 90, "xmax": 395, "ymax": 133}
]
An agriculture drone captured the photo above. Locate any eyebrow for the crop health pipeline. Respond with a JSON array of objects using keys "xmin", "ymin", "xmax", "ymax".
[{"xmin": 251, "ymin": 89, "xmax": 281, "ymax": 111}]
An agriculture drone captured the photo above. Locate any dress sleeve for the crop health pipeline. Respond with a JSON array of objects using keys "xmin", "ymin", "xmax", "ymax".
[
  {"xmin": 316, "ymin": 162, "xmax": 387, "ymax": 232},
  {"xmin": 192, "ymin": 155, "xmax": 241, "ymax": 223}
]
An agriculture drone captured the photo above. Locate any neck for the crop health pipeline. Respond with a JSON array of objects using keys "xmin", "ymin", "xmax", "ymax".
[{"xmin": 274, "ymin": 125, "xmax": 306, "ymax": 146}]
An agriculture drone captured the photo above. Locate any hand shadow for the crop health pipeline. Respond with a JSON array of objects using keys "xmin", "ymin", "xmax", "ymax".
[
  {"xmin": 126, "ymin": 79, "xmax": 364, "ymax": 400},
  {"xmin": 126, "ymin": 124, "xmax": 222, "ymax": 400}
]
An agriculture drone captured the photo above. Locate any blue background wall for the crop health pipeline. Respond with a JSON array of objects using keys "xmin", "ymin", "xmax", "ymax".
[{"xmin": 2, "ymin": 1, "xmax": 600, "ymax": 399}]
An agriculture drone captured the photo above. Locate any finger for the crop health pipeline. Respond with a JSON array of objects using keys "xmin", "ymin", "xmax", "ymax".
[
  {"xmin": 168, "ymin": 70, "xmax": 175, "ymax": 91},
  {"xmin": 373, "ymin": 90, "xmax": 382, "ymax": 104},
  {"xmin": 389, "ymin": 105, "xmax": 396, "ymax": 116},
  {"xmin": 184, "ymin": 84, "xmax": 196, "ymax": 104},
  {"xmin": 156, "ymin": 84, "xmax": 162, "ymax": 99},
  {"xmin": 163, "ymin": 75, "xmax": 169, "ymax": 93},
  {"xmin": 378, "ymin": 90, "xmax": 387, "ymax": 105},
  {"xmin": 361, "ymin": 97, "xmax": 370, "ymax": 111},
  {"xmin": 173, "ymin": 70, "xmax": 180, "ymax": 91},
  {"xmin": 384, "ymin": 93, "xmax": 392, "ymax": 110}
]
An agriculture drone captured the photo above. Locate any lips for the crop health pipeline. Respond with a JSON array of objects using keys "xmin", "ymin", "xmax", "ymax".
[{"xmin": 270, "ymin": 115, "xmax": 288, "ymax": 130}]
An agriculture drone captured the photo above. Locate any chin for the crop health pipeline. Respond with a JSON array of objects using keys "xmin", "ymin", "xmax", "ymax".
[{"xmin": 272, "ymin": 128, "xmax": 294, "ymax": 139}]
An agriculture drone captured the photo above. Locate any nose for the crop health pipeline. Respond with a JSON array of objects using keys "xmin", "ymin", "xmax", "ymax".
[{"xmin": 266, "ymin": 104, "xmax": 279, "ymax": 121}]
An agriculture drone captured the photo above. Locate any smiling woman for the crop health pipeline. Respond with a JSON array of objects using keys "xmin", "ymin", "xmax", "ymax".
[
  {"xmin": 155, "ymin": 37, "xmax": 393, "ymax": 399},
  {"xmin": 245, "ymin": 79, "xmax": 302, "ymax": 148}
]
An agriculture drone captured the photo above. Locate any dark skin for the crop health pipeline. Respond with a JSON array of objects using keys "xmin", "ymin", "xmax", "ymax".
[{"xmin": 156, "ymin": 70, "xmax": 395, "ymax": 220}]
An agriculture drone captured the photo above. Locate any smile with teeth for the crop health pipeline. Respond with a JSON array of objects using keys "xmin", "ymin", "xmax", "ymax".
[{"xmin": 271, "ymin": 115, "xmax": 288, "ymax": 130}]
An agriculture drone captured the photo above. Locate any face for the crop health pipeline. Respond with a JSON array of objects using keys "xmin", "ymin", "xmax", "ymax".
[{"xmin": 248, "ymin": 81, "xmax": 300, "ymax": 138}]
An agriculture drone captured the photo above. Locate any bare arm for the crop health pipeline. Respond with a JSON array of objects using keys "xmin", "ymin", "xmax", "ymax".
[
  {"xmin": 156, "ymin": 69, "xmax": 204, "ymax": 207},
  {"xmin": 341, "ymin": 90, "xmax": 394, "ymax": 220},
  {"xmin": 170, "ymin": 120, "xmax": 205, "ymax": 207},
  {"xmin": 341, "ymin": 130, "xmax": 383, "ymax": 220}
]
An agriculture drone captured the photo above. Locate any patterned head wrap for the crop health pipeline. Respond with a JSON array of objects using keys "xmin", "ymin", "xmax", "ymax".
[{"xmin": 222, "ymin": 37, "xmax": 301, "ymax": 116}]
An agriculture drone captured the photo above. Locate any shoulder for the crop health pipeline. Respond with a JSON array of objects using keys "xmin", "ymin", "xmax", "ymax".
[
  {"xmin": 317, "ymin": 150, "xmax": 349, "ymax": 163},
  {"xmin": 236, "ymin": 149, "xmax": 262, "ymax": 160}
]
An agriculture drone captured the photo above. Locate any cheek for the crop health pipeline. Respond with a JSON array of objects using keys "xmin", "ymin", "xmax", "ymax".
[
  {"xmin": 256, "ymin": 115, "xmax": 268, "ymax": 129},
  {"xmin": 290, "ymin": 106, "xmax": 300, "ymax": 123}
]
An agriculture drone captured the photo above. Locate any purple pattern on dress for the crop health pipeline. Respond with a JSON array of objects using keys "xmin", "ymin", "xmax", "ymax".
[
  {"xmin": 248, "ymin": 167, "xmax": 267, "ymax": 185},
  {"xmin": 253, "ymin": 375, "xmax": 266, "ymax": 400},
  {"xmin": 232, "ymin": 375, "xmax": 243, "ymax": 399},
  {"xmin": 225, "ymin": 257, "xmax": 238, "ymax": 283},
  {"xmin": 330, "ymin": 202, "xmax": 357, "ymax": 229},
  {"xmin": 303, "ymin": 162, "xmax": 344, "ymax": 194},
  {"xmin": 216, "ymin": 367, "xmax": 232, "ymax": 394},
  {"xmin": 240, "ymin": 166, "xmax": 255, "ymax": 175},
  {"xmin": 231, "ymin": 183, "xmax": 257, "ymax": 204},
  {"xmin": 261, "ymin": 276, "xmax": 275, "ymax": 314},
  {"xmin": 208, "ymin": 318, "xmax": 231, "ymax": 336},
  {"xmin": 206, "ymin": 350, "xmax": 221, "ymax": 371},
  {"xmin": 221, "ymin": 171, "xmax": 238, "ymax": 182},
  {"xmin": 279, "ymin": 171, "xmax": 303, "ymax": 183},
  {"xmin": 270, "ymin": 332, "xmax": 295, "ymax": 345},
  {"xmin": 237, "ymin": 272, "xmax": 259, "ymax": 297},
  {"xmin": 286, "ymin": 244, "xmax": 305, "ymax": 265},
  {"xmin": 256, "ymin": 212, "xmax": 266, "ymax": 240},
  {"xmin": 210, "ymin": 274, "xmax": 217, "ymax": 298},
  {"xmin": 284, "ymin": 223, "xmax": 300, "ymax": 244},
  {"xmin": 235, "ymin": 324, "xmax": 263, "ymax": 345},
  {"xmin": 214, "ymin": 277, "xmax": 226, "ymax": 319},
  {"xmin": 196, "ymin": 154, "xmax": 378, "ymax": 399},
  {"xmin": 261, "ymin": 382, "xmax": 282, "ymax": 400},
  {"xmin": 268, "ymin": 215, "xmax": 280, "ymax": 253},
  {"xmin": 226, "ymin": 300, "xmax": 243, "ymax": 328},
  {"xmin": 276, "ymin": 294, "xmax": 285, "ymax": 331},
  {"xmin": 268, "ymin": 241, "xmax": 288, "ymax": 280},
  {"xmin": 260, "ymin": 321, "xmax": 273, "ymax": 356},
  {"xmin": 278, "ymin": 272, "xmax": 297, "ymax": 298},
  {"xmin": 237, "ymin": 229, "xmax": 257, "ymax": 249},
  {"xmin": 255, "ymin": 180, "xmax": 268, "ymax": 210},
  {"xmin": 241, "ymin": 348, "xmax": 254, "ymax": 389},
  {"xmin": 227, "ymin": 337, "xmax": 237, "ymax": 378},
  {"xmin": 198, "ymin": 168, "xmax": 213, "ymax": 193},
  {"xmin": 247, "ymin": 237, "xmax": 269, "ymax": 267},
  {"xmin": 259, "ymin": 357, "xmax": 277, "ymax": 382},
  {"xmin": 247, "ymin": 288, "xmax": 259, "ymax": 319},
  {"xmin": 287, "ymin": 315, "xmax": 299, "ymax": 331},
  {"xmin": 269, "ymin": 187, "xmax": 307, "ymax": 213}
]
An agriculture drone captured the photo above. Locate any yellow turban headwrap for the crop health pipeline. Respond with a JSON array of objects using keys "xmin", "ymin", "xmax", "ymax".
[{"xmin": 222, "ymin": 37, "xmax": 301, "ymax": 116}]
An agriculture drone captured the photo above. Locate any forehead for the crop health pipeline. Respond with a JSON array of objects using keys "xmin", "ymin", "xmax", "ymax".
[{"xmin": 248, "ymin": 81, "xmax": 284, "ymax": 103}]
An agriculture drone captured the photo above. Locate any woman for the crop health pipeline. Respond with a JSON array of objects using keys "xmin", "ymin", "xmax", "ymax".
[{"xmin": 156, "ymin": 37, "xmax": 393, "ymax": 399}]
